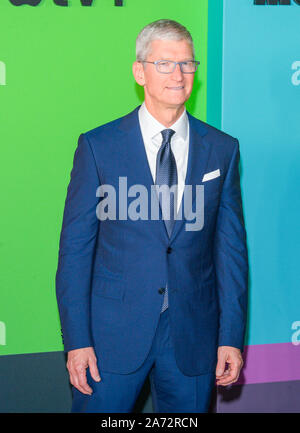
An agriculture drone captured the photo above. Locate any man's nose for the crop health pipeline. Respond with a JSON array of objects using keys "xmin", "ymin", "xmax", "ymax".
[{"xmin": 171, "ymin": 63, "xmax": 184, "ymax": 79}]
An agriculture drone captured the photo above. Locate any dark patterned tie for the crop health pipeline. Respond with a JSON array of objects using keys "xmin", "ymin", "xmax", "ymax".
[{"xmin": 155, "ymin": 129, "xmax": 178, "ymax": 312}]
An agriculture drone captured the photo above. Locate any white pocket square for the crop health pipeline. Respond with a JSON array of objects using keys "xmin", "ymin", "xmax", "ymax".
[{"xmin": 202, "ymin": 169, "xmax": 220, "ymax": 182}]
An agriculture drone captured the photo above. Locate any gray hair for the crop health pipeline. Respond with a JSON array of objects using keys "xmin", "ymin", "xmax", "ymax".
[{"xmin": 136, "ymin": 19, "xmax": 195, "ymax": 62}]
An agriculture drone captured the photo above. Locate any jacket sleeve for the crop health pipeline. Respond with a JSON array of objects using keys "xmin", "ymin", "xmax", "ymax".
[
  {"xmin": 55, "ymin": 133, "xmax": 100, "ymax": 352},
  {"xmin": 213, "ymin": 139, "xmax": 249, "ymax": 352}
]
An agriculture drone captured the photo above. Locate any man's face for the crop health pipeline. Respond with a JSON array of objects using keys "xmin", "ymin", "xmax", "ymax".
[{"xmin": 134, "ymin": 39, "xmax": 195, "ymax": 110}]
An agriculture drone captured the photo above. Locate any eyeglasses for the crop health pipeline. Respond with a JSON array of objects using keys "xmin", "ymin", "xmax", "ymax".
[{"xmin": 141, "ymin": 60, "xmax": 200, "ymax": 74}]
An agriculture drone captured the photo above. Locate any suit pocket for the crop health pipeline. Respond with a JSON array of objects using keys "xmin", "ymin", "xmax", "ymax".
[{"xmin": 91, "ymin": 274, "xmax": 125, "ymax": 301}]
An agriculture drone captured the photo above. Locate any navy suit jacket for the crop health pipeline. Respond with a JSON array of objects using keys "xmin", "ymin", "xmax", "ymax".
[{"xmin": 55, "ymin": 105, "xmax": 248, "ymax": 375}]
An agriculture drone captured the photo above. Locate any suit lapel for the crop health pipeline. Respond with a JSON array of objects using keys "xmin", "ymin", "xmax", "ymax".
[
  {"xmin": 169, "ymin": 112, "xmax": 211, "ymax": 243},
  {"xmin": 118, "ymin": 106, "xmax": 169, "ymax": 241},
  {"xmin": 117, "ymin": 106, "xmax": 212, "ymax": 243}
]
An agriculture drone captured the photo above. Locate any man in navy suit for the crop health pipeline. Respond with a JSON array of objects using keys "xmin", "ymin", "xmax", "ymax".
[{"xmin": 56, "ymin": 19, "xmax": 248, "ymax": 413}]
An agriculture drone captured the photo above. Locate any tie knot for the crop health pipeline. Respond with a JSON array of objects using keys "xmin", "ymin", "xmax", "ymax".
[{"xmin": 161, "ymin": 129, "xmax": 175, "ymax": 144}]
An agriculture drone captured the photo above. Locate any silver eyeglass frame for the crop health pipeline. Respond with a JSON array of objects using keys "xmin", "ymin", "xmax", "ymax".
[{"xmin": 140, "ymin": 60, "xmax": 200, "ymax": 74}]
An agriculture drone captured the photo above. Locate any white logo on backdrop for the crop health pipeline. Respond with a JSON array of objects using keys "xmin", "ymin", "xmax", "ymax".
[
  {"xmin": 0, "ymin": 321, "xmax": 6, "ymax": 346},
  {"xmin": 0, "ymin": 61, "xmax": 6, "ymax": 86},
  {"xmin": 291, "ymin": 61, "xmax": 300, "ymax": 86},
  {"xmin": 291, "ymin": 321, "xmax": 300, "ymax": 346}
]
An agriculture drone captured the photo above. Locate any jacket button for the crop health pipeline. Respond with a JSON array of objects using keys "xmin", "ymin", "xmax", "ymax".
[
  {"xmin": 166, "ymin": 247, "xmax": 172, "ymax": 254},
  {"xmin": 158, "ymin": 287, "xmax": 165, "ymax": 294}
]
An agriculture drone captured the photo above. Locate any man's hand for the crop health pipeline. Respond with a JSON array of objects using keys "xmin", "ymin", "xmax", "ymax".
[
  {"xmin": 215, "ymin": 346, "xmax": 243, "ymax": 386},
  {"xmin": 67, "ymin": 347, "xmax": 101, "ymax": 395}
]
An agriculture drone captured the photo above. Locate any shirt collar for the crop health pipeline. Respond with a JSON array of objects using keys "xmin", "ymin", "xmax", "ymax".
[{"xmin": 138, "ymin": 101, "xmax": 188, "ymax": 145}]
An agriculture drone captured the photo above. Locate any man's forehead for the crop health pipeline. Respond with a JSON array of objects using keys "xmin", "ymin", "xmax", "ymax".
[
  {"xmin": 149, "ymin": 39, "xmax": 192, "ymax": 49},
  {"xmin": 147, "ymin": 39, "xmax": 193, "ymax": 59}
]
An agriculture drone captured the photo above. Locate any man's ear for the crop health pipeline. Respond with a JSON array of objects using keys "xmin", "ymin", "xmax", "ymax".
[{"xmin": 132, "ymin": 61, "xmax": 145, "ymax": 86}]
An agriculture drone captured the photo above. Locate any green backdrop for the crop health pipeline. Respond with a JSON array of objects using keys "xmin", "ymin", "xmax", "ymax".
[{"xmin": 0, "ymin": 0, "xmax": 211, "ymax": 355}]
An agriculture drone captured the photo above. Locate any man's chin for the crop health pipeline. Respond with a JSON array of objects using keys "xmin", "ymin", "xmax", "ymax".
[
  {"xmin": 165, "ymin": 98, "xmax": 188, "ymax": 108},
  {"xmin": 160, "ymin": 94, "xmax": 189, "ymax": 105}
]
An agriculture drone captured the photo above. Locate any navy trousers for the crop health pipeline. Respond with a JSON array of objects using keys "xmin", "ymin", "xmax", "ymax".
[{"xmin": 71, "ymin": 308, "xmax": 216, "ymax": 413}]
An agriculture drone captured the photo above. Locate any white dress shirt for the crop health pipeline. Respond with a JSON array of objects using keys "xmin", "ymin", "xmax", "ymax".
[
  {"xmin": 138, "ymin": 102, "xmax": 190, "ymax": 303},
  {"xmin": 138, "ymin": 101, "xmax": 189, "ymax": 214}
]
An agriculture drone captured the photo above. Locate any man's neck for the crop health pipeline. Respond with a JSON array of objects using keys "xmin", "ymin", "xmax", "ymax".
[{"xmin": 144, "ymin": 100, "xmax": 185, "ymax": 128}]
